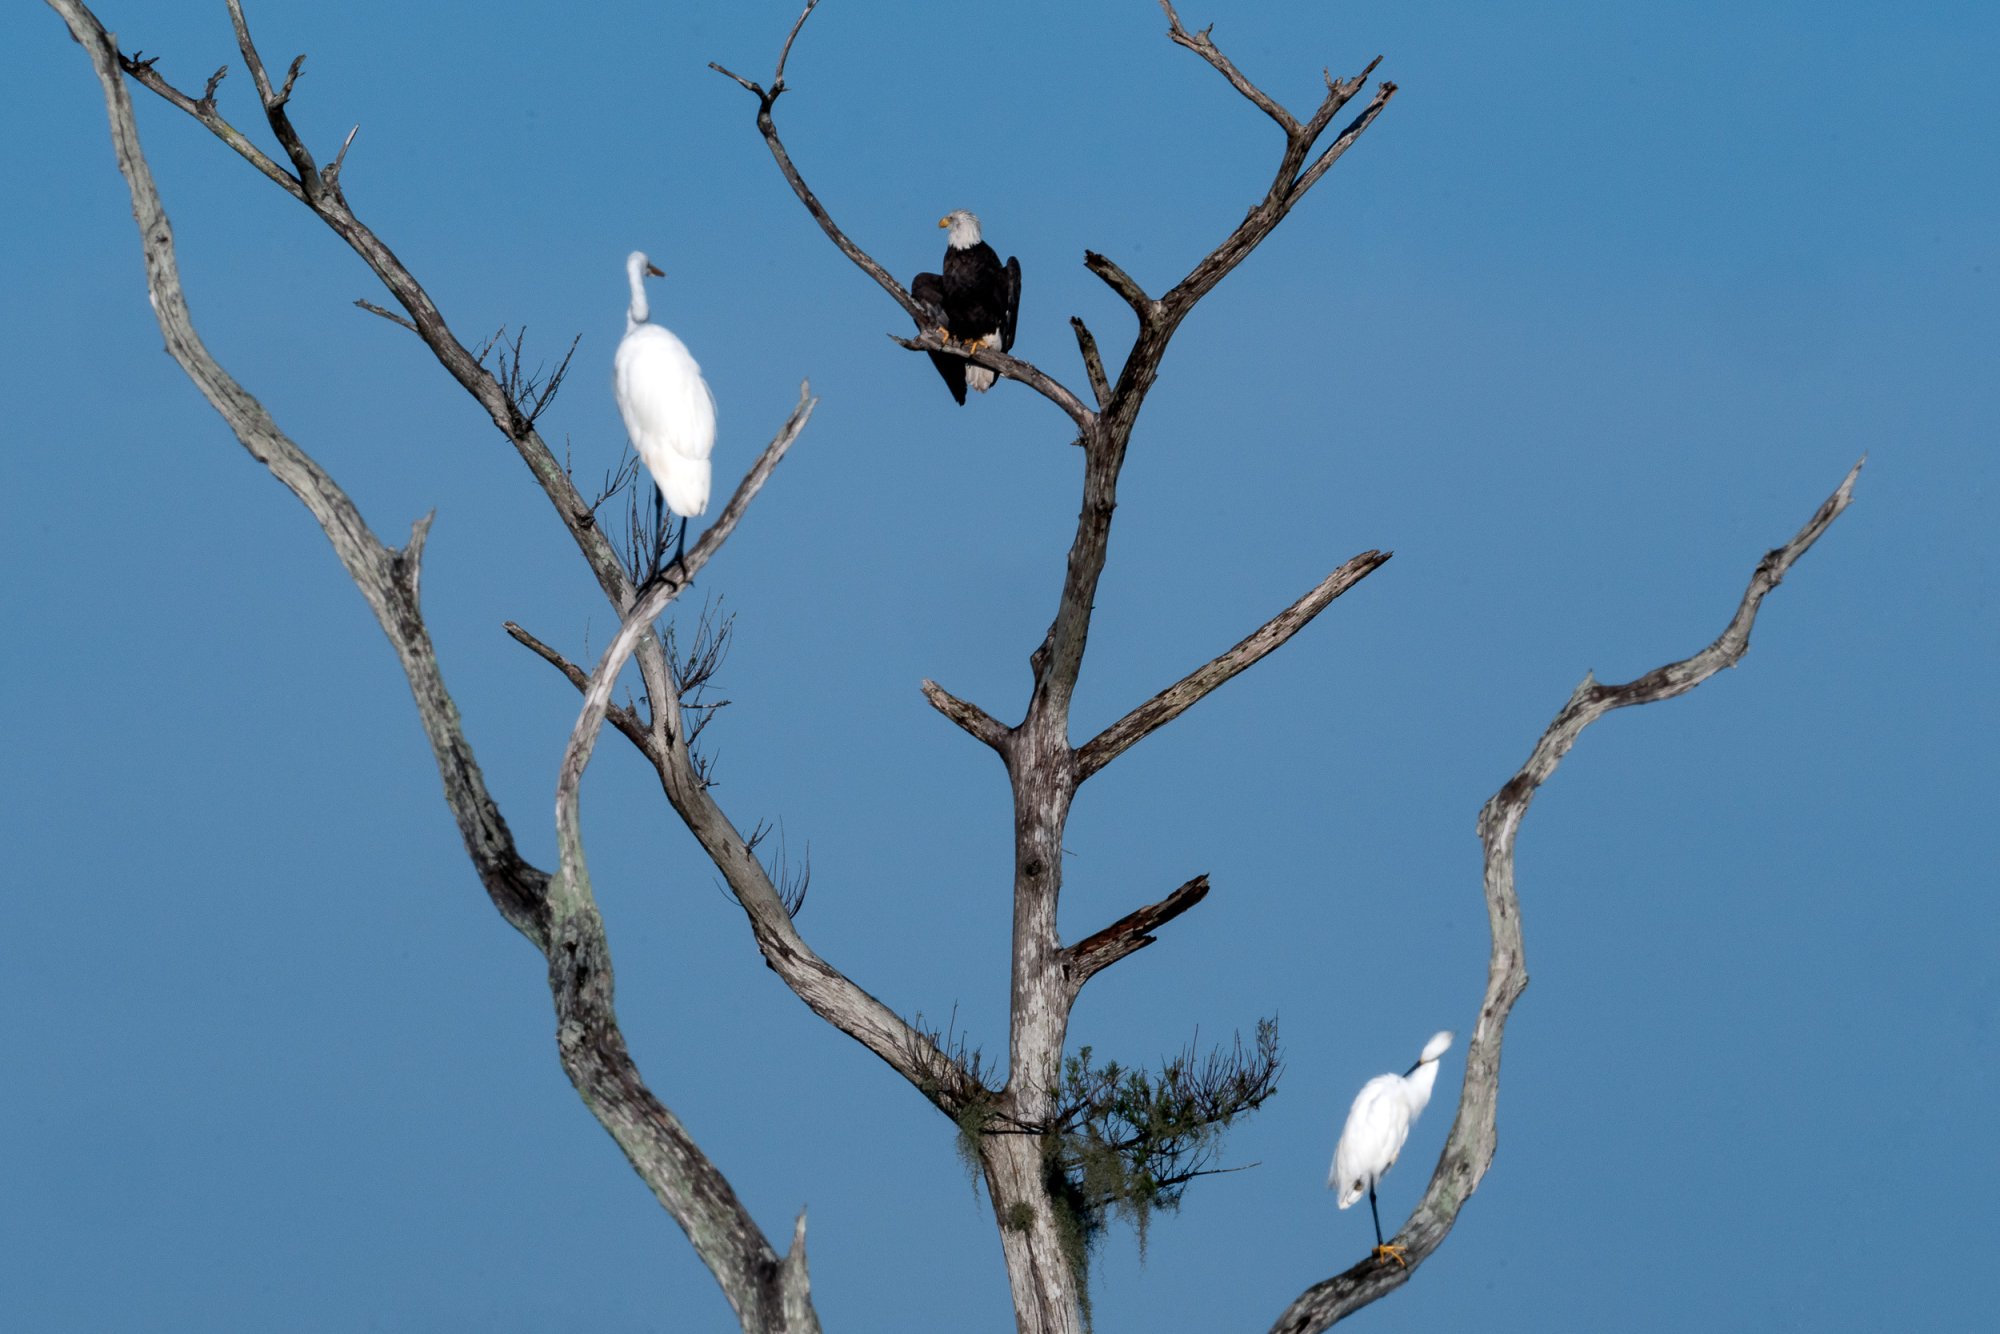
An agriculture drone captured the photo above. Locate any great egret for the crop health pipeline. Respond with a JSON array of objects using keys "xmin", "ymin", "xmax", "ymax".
[
  {"xmin": 1329, "ymin": 1029, "xmax": 1455, "ymax": 1266},
  {"xmin": 613, "ymin": 250, "xmax": 715, "ymax": 574},
  {"xmin": 910, "ymin": 210, "xmax": 1021, "ymax": 405}
]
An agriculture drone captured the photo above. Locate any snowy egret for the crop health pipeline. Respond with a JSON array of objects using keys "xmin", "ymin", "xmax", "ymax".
[
  {"xmin": 910, "ymin": 210, "xmax": 1021, "ymax": 405},
  {"xmin": 613, "ymin": 250, "xmax": 715, "ymax": 575},
  {"xmin": 1329, "ymin": 1029, "xmax": 1455, "ymax": 1266}
]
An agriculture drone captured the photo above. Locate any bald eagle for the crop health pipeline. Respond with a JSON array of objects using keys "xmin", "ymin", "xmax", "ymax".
[{"xmin": 912, "ymin": 210, "xmax": 1021, "ymax": 405}]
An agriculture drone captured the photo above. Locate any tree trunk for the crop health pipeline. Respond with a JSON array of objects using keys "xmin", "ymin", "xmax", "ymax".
[{"xmin": 981, "ymin": 1134, "xmax": 1083, "ymax": 1334}]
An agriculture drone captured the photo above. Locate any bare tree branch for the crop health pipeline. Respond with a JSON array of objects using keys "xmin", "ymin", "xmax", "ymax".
[
  {"xmin": 1064, "ymin": 874, "xmax": 1211, "ymax": 991},
  {"xmin": 1292, "ymin": 81, "xmax": 1398, "ymax": 199},
  {"xmin": 117, "ymin": 8, "xmax": 647, "ymax": 631},
  {"xmin": 504, "ymin": 619, "xmax": 652, "ymax": 752},
  {"xmin": 669, "ymin": 385, "xmax": 817, "ymax": 589},
  {"xmin": 1268, "ymin": 459, "xmax": 1864, "ymax": 1332},
  {"xmin": 921, "ymin": 679, "xmax": 1009, "ymax": 752},
  {"xmin": 116, "ymin": 1, "xmax": 731, "ymax": 913},
  {"xmin": 503, "ymin": 620, "xmax": 594, "ymax": 693},
  {"xmin": 551, "ymin": 424, "xmax": 984, "ymax": 1115},
  {"xmin": 354, "ymin": 297, "xmax": 418, "ymax": 332},
  {"xmin": 542, "ymin": 586, "xmax": 822, "ymax": 1333},
  {"xmin": 223, "ymin": 1, "xmax": 318, "ymax": 187},
  {"xmin": 889, "ymin": 332, "xmax": 1094, "ymax": 428},
  {"xmin": 50, "ymin": 0, "xmax": 549, "ymax": 948},
  {"xmin": 1070, "ymin": 317, "xmax": 1111, "ymax": 409},
  {"xmin": 1162, "ymin": 72, "xmax": 1397, "ymax": 317},
  {"xmin": 1084, "ymin": 249, "xmax": 1159, "ymax": 323},
  {"xmin": 117, "ymin": 52, "xmax": 304, "ymax": 198},
  {"xmin": 1075, "ymin": 550, "xmax": 1391, "ymax": 782},
  {"xmin": 323, "ymin": 122, "xmax": 359, "ymax": 191},
  {"xmin": 1158, "ymin": 0, "xmax": 1300, "ymax": 134},
  {"xmin": 1299, "ymin": 56, "xmax": 1381, "ymax": 145}
]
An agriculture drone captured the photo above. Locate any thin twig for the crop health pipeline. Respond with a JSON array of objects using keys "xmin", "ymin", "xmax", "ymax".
[
  {"xmin": 323, "ymin": 123, "xmax": 357, "ymax": 191},
  {"xmin": 354, "ymin": 298, "xmax": 417, "ymax": 332},
  {"xmin": 773, "ymin": 0, "xmax": 822, "ymax": 88},
  {"xmin": 503, "ymin": 620, "xmax": 653, "ymax": 753}
]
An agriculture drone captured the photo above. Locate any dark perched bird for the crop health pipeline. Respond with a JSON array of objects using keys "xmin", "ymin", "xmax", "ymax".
[{"xmin": 911, "ymin": 209, "xmax": 1021, "ymax": 405}]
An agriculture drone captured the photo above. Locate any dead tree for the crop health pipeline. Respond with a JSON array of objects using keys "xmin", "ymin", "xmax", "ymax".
[{"xmin": 47, "ymin": 1, "xmax": 1859, "ymax": 1331}]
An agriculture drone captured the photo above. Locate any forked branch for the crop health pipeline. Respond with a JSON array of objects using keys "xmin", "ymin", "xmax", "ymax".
[
  {"xmin": 1268, "ymin": 459, "xmax": 1863, "ymax": 1333},
  {"xmin": 715, "ymin": 2, "xmax": 1096, "ymax": 430},
  {"xmin": 549, "ymin": 423, "xmax": 985, "ymax": 1114},
  {"xmin": 115, "ymin": 4, "xmax": 643, "ymax": 625},
  {"xmin": 1149, "ymin": 4, "xmax": 1396, "ymax": 320},
  {"xmin": 1158, "ymin": 0, "xmax": 1300, "ymax": 133},
  {"xmin": 50, "ymin": 0, "xmax": 548, "ymax": 947}
]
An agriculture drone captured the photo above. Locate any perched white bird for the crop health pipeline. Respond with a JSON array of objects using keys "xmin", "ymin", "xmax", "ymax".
[
  {"xmin": 1329, "ymin": 1030, "xmax": 1455, "ymax": 1265},
  {"xmin": 613, "ymin": 250, "xmax": 715, "ymax": 573}
]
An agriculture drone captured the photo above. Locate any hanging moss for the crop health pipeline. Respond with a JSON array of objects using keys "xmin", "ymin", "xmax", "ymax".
[
  {"xmin": 952, "ymin": 1089, "xmax": 1001, "ymax": 1201},
  {"xmin": 1034, "ymin": 1019, "xmax": 1284, "ymax": 1324}
]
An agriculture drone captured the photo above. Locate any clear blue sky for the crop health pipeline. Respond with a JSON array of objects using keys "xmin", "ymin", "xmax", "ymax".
[{"xmin": 5, "ymin": 2, "xmax": 1994, "ymax": 1329}]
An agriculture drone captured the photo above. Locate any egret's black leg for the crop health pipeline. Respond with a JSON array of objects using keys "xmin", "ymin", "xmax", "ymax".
[
  {"xmin": 644, "ymin": 482, "xmax": 666, "ymax": 584},
  {"xmin": 1368, "ymin": 1182, "xmax": 1409, "ymax": 1268},
  {"xmin": 672, "ymin": 515, "xmax": 689, "ymax": 575}
]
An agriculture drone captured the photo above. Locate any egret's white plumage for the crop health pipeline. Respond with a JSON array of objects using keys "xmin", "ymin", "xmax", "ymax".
[
  {"xmin": 1330, "ymin": 1030, "xmax": 1455, "ymax": 1259},
  {"xmin": 614, "ymin": 250, "xmax": 715, "ymax": 521}
]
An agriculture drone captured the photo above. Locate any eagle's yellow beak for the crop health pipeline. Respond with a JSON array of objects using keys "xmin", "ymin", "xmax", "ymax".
[{"xmin": 937, "ymin": 217, "xmax": 950, "ymax": 228}]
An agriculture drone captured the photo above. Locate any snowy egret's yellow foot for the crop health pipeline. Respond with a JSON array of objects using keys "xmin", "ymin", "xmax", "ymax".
[{"xmin": 1372, "ymin": 1243, "xmax": 1408, "ymax": 1269}]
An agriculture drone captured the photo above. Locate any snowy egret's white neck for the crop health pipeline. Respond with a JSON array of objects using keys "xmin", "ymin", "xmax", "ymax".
[
  {"xmin": 1403, "ymin": 1056, "xmax": 1442, "ymax": 1117},
  {"xmin": 625, "ymin": 250, "xmax": 654, "ymax": 329},
  {"xmin": 941, "ymin": 210, "xmax": 983, "ymax": 249},
  {"xmin": 1408, "ymin": 1032, "xmax": 1456, "ymax": 1088}
]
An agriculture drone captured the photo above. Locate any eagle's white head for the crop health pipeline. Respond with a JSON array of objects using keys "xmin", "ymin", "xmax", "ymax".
[{"xmin": 939, "ymin": 209, "xmax": 983, "ymax": 249}]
